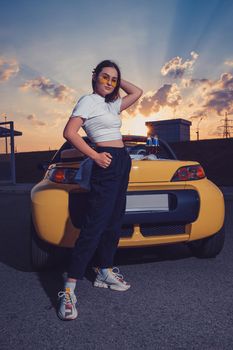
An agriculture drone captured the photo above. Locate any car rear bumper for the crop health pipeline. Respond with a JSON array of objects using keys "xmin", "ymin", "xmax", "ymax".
[
  {"xmin": 69, "ymin": 189, "xmax": 200, "ymax": 238},
  {"xmin": 31, "ymin": 178, "xmax": 224, "ymax": 248}
]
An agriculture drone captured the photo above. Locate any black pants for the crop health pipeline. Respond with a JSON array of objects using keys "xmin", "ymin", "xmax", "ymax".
[{"xmin": 68, "ymin": 146, "xmax": 132, "ymax": 279}]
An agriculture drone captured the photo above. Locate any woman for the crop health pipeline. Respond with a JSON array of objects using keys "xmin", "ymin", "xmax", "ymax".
[{"xmin": 58, "ymin": 59, "xmax": 143, "ymax": 320}]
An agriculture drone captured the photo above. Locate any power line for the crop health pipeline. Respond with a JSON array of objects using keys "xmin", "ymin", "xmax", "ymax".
[{"xmin": 219, "ymin": 112, "xmax": 233, "ymax": 138}]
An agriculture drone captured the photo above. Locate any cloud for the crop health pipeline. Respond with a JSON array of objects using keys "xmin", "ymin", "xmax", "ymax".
[
  {"xmin": 224, "ymin": 60, "xmax": 233, "ymax": 67},
  {"xmin": 181, "ymin": 78, "xmax": 211, "ymax": 89},
  {"xmin": 27, "ymin": 114, "xmax": 46, "ymax": 126},
  {"xmin": 179, "ymin": 72, "xmax": 233, "ymax": 119},
  {"xmin": 202, "ymin": 73, "xmax": 233, "ymax": 115},
  {"xmin": 126, "ymin": 64, "xmax": 233, "ymax": 125},
  {"xmin": 124, "ymin": 53, "xmax": 233, "ymax": 140},
  {"xmin": 44, "ymin": 108, "xmax": 69, "ymax": 127},
  {"xmin": 128, "ymin": 84, "xmax": 182, "ymax": 117},
  {"xmin": 0, "ymin": 56, "xmax": 20, "ymax": 82},
  {"xmin": 161, "ymin": 51, "xmax": 199, "ymax": 79},
  {"xmin": 20, "ymin": 76, "xmax": 76, "ymax": 102}
]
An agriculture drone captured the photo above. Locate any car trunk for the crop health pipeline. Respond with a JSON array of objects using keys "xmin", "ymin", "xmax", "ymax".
[{"xmin": 129, "ymin": 159, "xmax": 198, "ymax": 183}]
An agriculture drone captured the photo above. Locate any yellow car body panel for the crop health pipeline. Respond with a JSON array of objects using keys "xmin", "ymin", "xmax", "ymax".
[
  {"xmin": 129, "ymin": 159, "xmax": 197, "ymax": 182},
  {"xmin": 184, "ymin": 179, "xmax": 225, "ymax": 240},
  {"xmin": 31, "ymin": 157, "xmax": 224, "ymax": 248}
]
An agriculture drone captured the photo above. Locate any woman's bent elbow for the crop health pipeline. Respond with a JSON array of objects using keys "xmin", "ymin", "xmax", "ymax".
[
  {"xmin": 139, "ymin": 88, "xmax": 143, "ymax": 97},
  {"xmin": 63, "ymin": 131, "xmax": 73, "ymax": 141},
  {"xmin": 136, "ymin": 89, "xmax": 143, "ymax": 99},
  {"xmin": 63, "ymin": 131, "xmax": 69, "ymax": 140}
]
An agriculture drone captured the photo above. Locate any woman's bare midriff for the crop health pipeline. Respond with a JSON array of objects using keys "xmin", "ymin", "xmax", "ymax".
[{"xmin": 95, "ymin": 139, "xmax": 124, "ymax": 147}]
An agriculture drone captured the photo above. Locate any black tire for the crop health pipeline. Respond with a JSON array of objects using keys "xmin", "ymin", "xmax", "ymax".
[
  {"xmin": 30, "ymin": 217, "xmax": 68, "ymax": 270},
  {"xmin": 188, "ymin": 225, "xmax": 225, "ymax": 258}
]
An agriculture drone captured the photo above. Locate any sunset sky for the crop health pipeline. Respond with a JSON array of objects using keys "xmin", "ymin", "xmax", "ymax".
[{"xmin": 1, "ymin": 0, "xmax": 233, "ymax": 152}]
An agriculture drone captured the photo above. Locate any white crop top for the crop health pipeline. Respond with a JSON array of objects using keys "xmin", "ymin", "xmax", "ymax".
[{"xmin": 71, "ymin": 93, "xmax": 122, "ymax": 143}]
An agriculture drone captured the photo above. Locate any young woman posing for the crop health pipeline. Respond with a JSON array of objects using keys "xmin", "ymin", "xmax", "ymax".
[{"xmin": 58, "ymin": 59, "xmax": 143, "ymax": 320}]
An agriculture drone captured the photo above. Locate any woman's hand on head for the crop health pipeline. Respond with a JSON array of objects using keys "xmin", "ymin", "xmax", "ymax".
[{"xmin": 94, "ymin": 152, "xmax": 112, "ymax": 168}]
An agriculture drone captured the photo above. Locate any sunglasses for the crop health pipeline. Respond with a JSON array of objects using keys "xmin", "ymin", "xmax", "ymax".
[{"xmin": 98, "ymin": 74, "xmax": 118, "ymax": 88}]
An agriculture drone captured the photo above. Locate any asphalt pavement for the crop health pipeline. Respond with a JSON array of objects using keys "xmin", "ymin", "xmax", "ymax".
[{"xmin": 0, "ymin": 185, "xmax": 233, "ymax": 350}]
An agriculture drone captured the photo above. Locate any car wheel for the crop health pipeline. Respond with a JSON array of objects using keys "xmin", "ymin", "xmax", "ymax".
[
  {"xmin": 188, "ymin": 225, "xmax": 225, "ymax": 258},
  {"xmin": 30, "ymin": 217, "xmax": 68, "ymax": 270}
]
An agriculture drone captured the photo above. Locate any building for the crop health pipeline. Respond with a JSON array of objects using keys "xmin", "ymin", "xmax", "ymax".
[{"xmin": 145, "ymin": 118, "xmax": 192, "ymax": 143}]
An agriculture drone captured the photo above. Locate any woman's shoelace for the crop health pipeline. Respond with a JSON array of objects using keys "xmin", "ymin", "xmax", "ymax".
[
  {"xmin": 58, "ymin": 291, "xmax": 73, "ymax": 304},
  {"xmin": 112, "ymin": 267, "xmax": 124, "ymax": 281}
]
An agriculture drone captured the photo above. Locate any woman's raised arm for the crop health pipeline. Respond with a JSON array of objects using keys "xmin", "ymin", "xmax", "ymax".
[{"xmin": 120, "ymin": 79, "xmax": 143, "ymax": 112}]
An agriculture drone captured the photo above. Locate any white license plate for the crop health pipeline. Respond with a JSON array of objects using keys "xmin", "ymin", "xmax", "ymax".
[{"xmin": 126, "ymin": 194, "xmax": 169, "ymax": 212}]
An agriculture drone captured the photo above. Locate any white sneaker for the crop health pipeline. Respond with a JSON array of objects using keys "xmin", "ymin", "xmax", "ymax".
[
  {"xmin": 57, "ymin": 288, "xmax": 78, "ymax": 320},
  {"xmin": 94, "ymin": 267, "xmax": 131, "ymax": 291}
]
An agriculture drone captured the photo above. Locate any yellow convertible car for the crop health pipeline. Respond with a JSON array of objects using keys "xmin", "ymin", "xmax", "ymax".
[{"xmin": 31, "ymin": 135, "xmax": 225, "ymax": 269}]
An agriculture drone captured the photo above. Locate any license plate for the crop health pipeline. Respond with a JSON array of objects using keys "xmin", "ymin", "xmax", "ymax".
[{"xmin": 126, "ymin": 194, "xmax": 169, "ymax": 212}]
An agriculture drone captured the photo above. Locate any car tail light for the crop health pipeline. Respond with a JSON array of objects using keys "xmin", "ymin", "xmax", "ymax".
[
  {"xmin": 45, "ymin": 167, "xmax": 79, "ymax": 184},
  {"xmin": 171, "ymin": 165, "xmax": 205, "ymax": 182}
]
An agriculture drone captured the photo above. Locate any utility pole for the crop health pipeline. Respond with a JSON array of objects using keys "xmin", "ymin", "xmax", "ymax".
[{"xmin": 219, "ymin": 112, "xmax": 233, "ymax": 138}]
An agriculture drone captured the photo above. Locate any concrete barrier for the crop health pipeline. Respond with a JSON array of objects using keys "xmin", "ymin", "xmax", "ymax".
[{"xmin": 0, "ymin": 184, "xmax": 35, "ymax": 271}]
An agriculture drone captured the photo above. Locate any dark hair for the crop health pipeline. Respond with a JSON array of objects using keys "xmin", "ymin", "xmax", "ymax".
[{"xmin": 92, "ymin": 60, "xmax": 121, "ymax": 103}]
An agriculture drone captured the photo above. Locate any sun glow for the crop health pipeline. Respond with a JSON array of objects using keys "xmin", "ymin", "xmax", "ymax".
[{"xmin": 121, "ymin": 115, "xmax": 149, "ymax": 136}]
